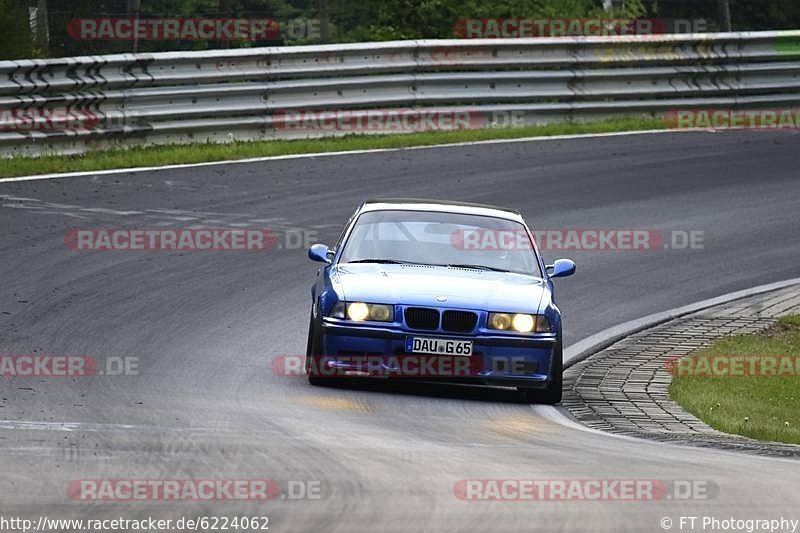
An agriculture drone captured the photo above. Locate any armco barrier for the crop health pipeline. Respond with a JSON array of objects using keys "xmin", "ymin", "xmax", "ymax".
[{"xmin": 1, "ymin": 31, "xmax": 800, "ymax": 157}]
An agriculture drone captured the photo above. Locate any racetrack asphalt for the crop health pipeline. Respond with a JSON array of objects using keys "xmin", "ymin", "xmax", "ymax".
[{"xmin": 1, "ymin": 130, "xmax": 799, "ymax": 532}]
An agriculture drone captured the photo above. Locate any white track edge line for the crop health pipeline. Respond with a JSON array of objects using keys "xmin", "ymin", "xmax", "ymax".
[
  {"xmin": 540, "ymin": 276, "xmax": 800, "ymax": 461},
  {"xmin": 0, "ymin": 128, "xmax": 705, "ymax": 184}
]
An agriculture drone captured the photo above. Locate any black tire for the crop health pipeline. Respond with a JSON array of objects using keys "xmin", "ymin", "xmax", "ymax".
[
  {"xmin": 305, "ymin": 312, "xmax": 325, "ymax": 386},
  {"xmin": 520, "ymin": 339, "xmax": 563, "ymax": 404}
]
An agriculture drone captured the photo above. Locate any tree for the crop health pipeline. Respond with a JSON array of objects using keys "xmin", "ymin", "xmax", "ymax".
[
  {"xmin": 0, "ymin": 0, "xmax": 34, "ymax": 59},
  {"xmin": 718, "ymin": 0, "xmax": 731, "ymax": 31}
]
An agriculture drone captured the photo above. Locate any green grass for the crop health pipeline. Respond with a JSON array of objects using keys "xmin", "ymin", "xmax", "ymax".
[
  {"xmin": 669, "ymin": 315, "xmax": 800, "ymax": 444},
  {"xmin": 1, "ymin": 117, "xmax": 664, "ymax": 178}
]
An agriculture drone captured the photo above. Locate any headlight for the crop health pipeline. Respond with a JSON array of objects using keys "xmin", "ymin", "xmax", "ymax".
[
  {"xmin": 329, "ymin": 302, "xmax": 394, "ymax": 322},
  {"xmin": 347, "ymin": 302, "xmax": 370, "ymax": 321},
  {"xmin": 488, "ymin": 313, "xmax": 549, "ymax": 333},
  {"xmin": 367, "ymin": 304, "xmax": 393, "ymax": 321},
  {"xmin": 348, "ymin": 302, "xmax": 393, "ymax": 322},
  {"xmin": 488, "ymin": 312, "xmax": 512, "ymax": 330},
  {"xmin": 512, "ymin": 313, "xmax": 535, "ymax": 332}
]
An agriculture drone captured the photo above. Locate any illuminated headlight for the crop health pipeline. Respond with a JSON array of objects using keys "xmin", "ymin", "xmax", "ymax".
[
  {"xmin": 347, "ymin": 302, "xmax": 370, "ymax": 321},
  {"xmin": 329, "ymin": 301, "xmax": 394, "ymax": 322},
  {"xmin": 488, "ymin": 313, "xmax": 549, "ymax": 333}
]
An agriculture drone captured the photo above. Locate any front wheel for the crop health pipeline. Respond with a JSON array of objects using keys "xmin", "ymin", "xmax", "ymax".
[
  {"xmin": 306, "ymin": 312, "xmax": 325, "ymax": 386},
  {"xmin": 306, "ymin": 312, "xmax": 344, "ymax": 387},
  {"xmin": 519, "ymin": 341, "xmax": 563, "ymax": 404}
]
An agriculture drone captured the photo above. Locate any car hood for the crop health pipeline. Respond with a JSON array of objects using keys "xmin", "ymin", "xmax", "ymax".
[{"xmin": 330, "ymin": 263, "xmax": 549, "ymax": 313}]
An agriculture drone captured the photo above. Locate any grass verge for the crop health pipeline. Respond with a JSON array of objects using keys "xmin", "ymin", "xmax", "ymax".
[
  {"xmin": 669, "ymin": 315, "xmax": 800, "ymax": 444},
  {"xmin": 2, "ymin": 117, "xmax": 664, "ymax": 178}
]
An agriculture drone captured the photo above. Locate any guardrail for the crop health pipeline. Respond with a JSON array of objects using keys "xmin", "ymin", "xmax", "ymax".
[{"xmin": 2, "ymin": 31, "xmax": 800, "ymax": 157}]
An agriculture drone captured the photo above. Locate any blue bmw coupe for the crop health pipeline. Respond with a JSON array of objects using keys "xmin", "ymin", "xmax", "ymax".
[{"xmin": 305, "ymin": 199, "xmax": 575, "ymax": 403}]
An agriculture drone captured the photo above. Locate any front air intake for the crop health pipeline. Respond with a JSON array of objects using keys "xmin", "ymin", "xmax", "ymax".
[
  {"xmin": 404, "ymin": 307, "xmax": 439, "ymax": 330},
  {"xmin": 441, "ymin": 310, "xmax": 478, "ymax": 332}
]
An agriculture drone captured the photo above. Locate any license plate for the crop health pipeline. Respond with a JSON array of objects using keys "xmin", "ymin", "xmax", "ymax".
[{"xmin": 406, "ymin": 337, "xmax": 473, "ymax": 356}]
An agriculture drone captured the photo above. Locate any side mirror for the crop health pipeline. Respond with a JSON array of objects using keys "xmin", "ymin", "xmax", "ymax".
[
  {"xmin": 308, "ymin": 243, "xmax": 332, "ymax": 263},
  {"xmin": 546, "ymin": 258, "xmax": 576, "ymax": 278}
]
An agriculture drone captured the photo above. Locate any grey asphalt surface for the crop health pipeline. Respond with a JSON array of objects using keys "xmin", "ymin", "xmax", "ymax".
[{"xmin": 1, "ymin": 130, "xmax": 799, "ymax": 532}]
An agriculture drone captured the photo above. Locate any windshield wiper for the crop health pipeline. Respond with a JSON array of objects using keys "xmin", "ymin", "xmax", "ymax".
[
  {"xmin": 345, "ymin": 259, "xmax": 415, "ymax": 265},
  {"xmin": 442, "ymin": 263, "xmax": 512, "ymax": 272},
  {"xmin": 346, "ymin": 260, "xmax": 513, "ymax": 272}
]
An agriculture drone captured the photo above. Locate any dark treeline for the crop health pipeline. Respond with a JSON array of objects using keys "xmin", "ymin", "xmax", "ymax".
[{"xmin": 1, "ymin": 0, "xmax": 798, "ymax": 59}]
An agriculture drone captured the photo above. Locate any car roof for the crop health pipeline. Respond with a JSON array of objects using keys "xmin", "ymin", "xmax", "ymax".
[{"xmin": 361, "ymin": 198, "xmax": 524, "ymax": 223}]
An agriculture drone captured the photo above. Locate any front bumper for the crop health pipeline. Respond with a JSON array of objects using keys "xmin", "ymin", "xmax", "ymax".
[{"xmin": 315, "ymin": 320, "xmax": 558, "ymax": 387}]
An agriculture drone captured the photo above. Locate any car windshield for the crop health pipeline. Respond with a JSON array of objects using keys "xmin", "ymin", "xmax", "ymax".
[{"xmin": 339, "ymin": 209, "xmax": 541, "ymax": 276}]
